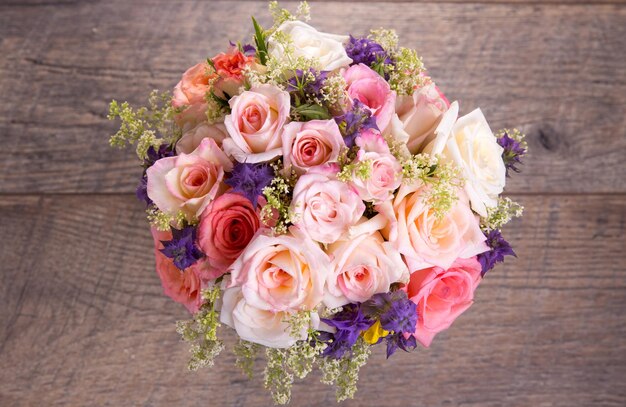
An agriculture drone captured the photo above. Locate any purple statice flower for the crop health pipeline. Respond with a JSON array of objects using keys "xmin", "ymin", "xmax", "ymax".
[
  {"xmin": 345, "ymin": 35, "xmax": 394, "ymax": 68},
  {"xmin": 287, "ymin": 68, "xmax": 328, "ymax": 100},
  {"xmin": 334, "ymin": 99, "xmax": 379, "ymax": 147},
  {"xmin": 478, "ymin": 229, "xmax": 516, "ymax": 277},
  {"xmin": 384, "ymin": 333, "xmax": 418, "ymax": 359},
  {"xmin": 136, "ymin": 175, "xmax": 151, "ymax": 206},
  {"xmin": 497, "ymin": 132, "xmax": 527, "ymax": 176},
  {"xmin": 362, "ymin": 291, "xmax": 418, "ymax": 334},
  {"xmin": 225, "ymin": 162, "xmax": 274, "ymax": 207},
  {"xmin": 321, "ymin": 304, "xmax": 375, "ymax": 359},
  {"xmin": 136, "ymin": 144, "xmax": 174, "ymax": 206},
  {"xmin": 160, "ymin": 226, "xmax": 204, "ymax": 270}
]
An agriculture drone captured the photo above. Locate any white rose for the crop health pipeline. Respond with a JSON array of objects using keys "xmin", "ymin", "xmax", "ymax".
[
  {"xmin": 424, "ymin": 101, "xmax": 506, "ymax": 217},
  {"xmin": 268, "ymin": 21, "xmax": 352, "ymax": 71},
  {"xmin": 220, "ymin": 286, "xmax": 321, "ymax": 348}
]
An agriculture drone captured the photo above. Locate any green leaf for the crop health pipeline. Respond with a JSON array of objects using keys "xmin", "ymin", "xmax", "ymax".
[
  {"xmin": 291, "ymin": 103, "xmax": 331, "ymax": 121},
  {"xmin": 252, "ymin": 16, "xmax": 268, "ymax": 65}
]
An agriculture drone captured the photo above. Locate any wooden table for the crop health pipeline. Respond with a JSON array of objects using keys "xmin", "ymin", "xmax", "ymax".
[{"xmin": 1, "ymin": 1, "xmax": 625, "ymax": 406}]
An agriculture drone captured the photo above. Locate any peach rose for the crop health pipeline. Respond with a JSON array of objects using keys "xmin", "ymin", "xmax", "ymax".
[
  {"xmin": 323, "ymin": 228, "xmax": 409, "ymax": 308},
  {"xmin": 349, "ymin": 130, "xmax": 402, "ymax": 204},
  {"xmin": 147, "ymin": 138, "xmax": 233, "ymax": 221},
  {"xmin": 172, "ymin": 62, "xmax": 214, "ymax": 128},
  {"xmin": 290, "ymin": 165, "xmax": 365, "ymax": 244},
  {"xmin": 405, "ymin": 257, "xmax": 482, "ymax": 347},
  {"xmin": 220, "ymin": 285, "xmax": 321, "ymax": 348},
  {"xmin": 197, "ymin": 193, "xmax": 261, "ymax": 277},
  {"xmin": 175, "ymin": 122, "xmax": 228, "ymax": 154},
  {"xmin": 379, "ymin": 183, "xmax": 488, "ymax": 271},
  {"xmin": 229, "ymin": 227, "xmax": 331, "ymax": 313},
  {"xmin": 394, "ymin": 83, "xmax": 449, "ymax": 154},
  {"xmin": 222, "ymin": 84, "xmax": 290, "ymax": 163},
  {"xmin": 151, "ymin": 228, "xmax": 202, "ymax": 313},
  {"xmin": 343, "ymin": 64, "xmax": 396, "ymax": 132},
  {"xmin": 211, "ymin": 47, "xmax": 256, "ymax": 99},
  {"xmin": 282, "ymin": 119, "xmax": 345, "ymax": 175}
]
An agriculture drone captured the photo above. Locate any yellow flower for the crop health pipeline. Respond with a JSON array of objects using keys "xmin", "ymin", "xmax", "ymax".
[{"xmin": 362, "ymin": 320, "xmax": 391, "ymax": 344}]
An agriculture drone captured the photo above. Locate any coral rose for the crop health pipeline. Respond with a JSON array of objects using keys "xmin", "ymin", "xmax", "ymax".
[
  {"xmin": 172, "ymin": 62, "xmax": 214, "ymax": 128},
  {"xmin": 197, "ymin": 193, "xmax": 261, "ymax": 277},
  {"xmin": 405, "ymin": 257, "xmax": 482, "ymax": 347},
  {"xmin": 211, "ymin": 47, "xmax": 256, "ymax": 99}
]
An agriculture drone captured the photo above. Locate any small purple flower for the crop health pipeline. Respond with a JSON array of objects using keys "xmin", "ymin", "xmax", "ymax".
[
  {"xmin": 136, "ymin": 175, "xmax": 151, "ymax": 206},
  {"xmin": 287, "ymin": 68, "xmax": 328, "ymax": 100},
  {"xmin": 345, "ymin": 35, "xmax": 393, "ymax": 68},
  {"xmin": 334, "ymin": 99, "xmax": 379, "ymax": 147},
  {"xmin": 478, "ymin": 229, "xmax": 516, "ymax": 276},
  {"xmin": 160, "ymin": 226, "xmax": 204, "ymax": 270},
  {"xmin": 136, "ymin": 144, "xmax": 174, "ymax": 206},
  {"xmin": 321, "ymin": 304, "xmax": 375, "ymax": 359},
  {"xmin": 362, "ymin": 291, "xmax": 418, "ymax": 334},
  {"xmin": 497, "ymin": 132, "xmax": 526, "ymax": 176},
  {"xmin": 229, "ymin": 40, "xmax": 256, "ymax": 56},
  {"xmin": 385, "ymin": 333, "xmax": 417, "ymax": 359},
  {"xmin": 225, "ymin": 162, "xmax": 274, "ymax": 207}
]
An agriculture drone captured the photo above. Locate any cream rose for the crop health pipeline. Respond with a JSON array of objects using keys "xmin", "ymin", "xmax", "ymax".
[
  {"xmin": 268, "ymin": 21, "xmax": 352, "ymax": 71},
  {"xmin": 324, "ymin": 228, "xmax": 409, "ymax": 309},
  {"xmin": 222, "ymin": 84, "xmax": 290, "ymax": 163},
  {"xmin": 175, "ymin": 122, "xmax": 228, "ymax": 154},
  {"xmin": 220, "ymin": 286, "xmax": 321, "ymax": 348},
  {"xmin": 424, "ymin": 102, "xmax": 506, "ymax": 217},
  {"xmin": 394, "ymin": 83, "xmax": 449, "ymax": 154},
  {"xmin": 228, "ymin": 228, "xmax": 330, "ymax": 313},
  {"xmin": 290, "ymin": 165, "xmax": 365, "ymax": 244},
  {"xmin": 379, "ymin": 182, "xmax": 488, "ymax": 272}
]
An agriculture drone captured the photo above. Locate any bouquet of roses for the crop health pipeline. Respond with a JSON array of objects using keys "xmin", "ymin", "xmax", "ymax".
[{"xmin": 108, "ymin": 2, "xmax": 527, "ymax": 404}]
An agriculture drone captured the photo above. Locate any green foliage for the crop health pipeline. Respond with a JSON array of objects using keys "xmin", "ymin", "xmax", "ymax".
[
  {"xmin": 481, "ymin": 197, "xmax": 524, "ymax": 230},
  {"xmin": 261, "ymin": 164, "xmax": 298, "ymax": 235},
  {"xmin": 252, "ymin": 16, "xmax": 269, "ymax": 65},
  {"xmin": 337, "ymin": 159, "xmax": 373, "ymax": 183},
  {"xmin": 318, "ymin": 338, "xmax": 371, "ymax": 402},
  {"xmin": 146, "ymin": 206, "xmax": 186, "ymax": 231},
  {"xmin": 176, "ymin": 285, "xmax": 224, "ymax": 371},
  {"xmin": 290, "ymin": 103, "xmax": 331, "ymax": 121},
  {"xmin": 264, "ymin": 348, "xmax": 294, "ymax": 405},
  {"xmin": 234, "ymin": 340, "xmax": 260, "ymax": 379},
  {"xmin": 108, "ymin": 90, "xmax": 179, "ymax": 160}
]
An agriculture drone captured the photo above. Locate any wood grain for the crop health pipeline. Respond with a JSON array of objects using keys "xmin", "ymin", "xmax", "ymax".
[
  {"xmin": 1, "ymin": 1, "xmax": 625, "ymax": 194},
  {"xmin": 0, "ymin": 194, "xmax": 624, "ymax": 406}
]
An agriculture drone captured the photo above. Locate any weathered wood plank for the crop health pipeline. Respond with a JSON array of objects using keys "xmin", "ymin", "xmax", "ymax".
[
  {"xmin": 0, "ymin": 194, "xmax": 624, "ymax": 406},
  {"xmin": 0, "ymin": 1, "xmax": 624, "ymax": 194}
]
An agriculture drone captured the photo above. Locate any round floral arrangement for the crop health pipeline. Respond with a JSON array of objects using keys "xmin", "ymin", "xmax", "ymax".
[{"xmin": 109, "ymin": 2, "xmax": 527, "ymax": 404}]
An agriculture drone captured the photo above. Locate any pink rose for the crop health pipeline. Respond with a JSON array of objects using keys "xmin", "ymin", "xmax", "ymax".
[
  {"xmin": 394, "ymin": 83, "xmax": 449, "ymax": 154},
  {"xmin": 175, "ymin": 122, "xmax": 228, "ymax": 154},
  {"xmin": 324, "ymin": 228, "xmax": 409, "ymax": 308},
  {"xmin": 211, "ymin": 47, "xmax": 256, "ymax": 99},
  {"xmin": 282, "ymin": 119, "xmax": 345, "ymax": 175},
  {"xmin": 197, "ymin": 193, "xmax": 261, "ymax": 277},
  {"xmin": 151, "ymin": 228, "xmax": 202, "ymax": 313},
  {"xmin": 379, "ymin": 183, "xmax": 488, "ymax": 271},
  {"xmin": 349, "ymin": 130, "xmax": 402, "ymax": 203},
  {"xmin": 147, "ymin": 138, "xmax": 233, "ymax": 221},
  {"xmin": 290, "ymin": 165, "xmax": 365, "ymax": 244},
  {"xmin": 172, "ymin": 62, "xmax": 214, "ymax": 128},
  {"xmin": 223, "ymin": 84, "xmax": 290, "ymax": 163},
  {"xmin": 343, "ymin": 64, "xmax": 396, "ymax": 132},
  {"xmin": 228, "ymin": 227, "xmax": 331, "ymax": 313},
  {"xmin": 405, "ymin": 257, "xmax": 482, "ymax": 347}
]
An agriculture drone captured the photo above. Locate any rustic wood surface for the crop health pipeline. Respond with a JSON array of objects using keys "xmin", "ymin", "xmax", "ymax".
[{"xmin": 0, "ymin": 1, "xmax": 625, "ymax": 406}]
